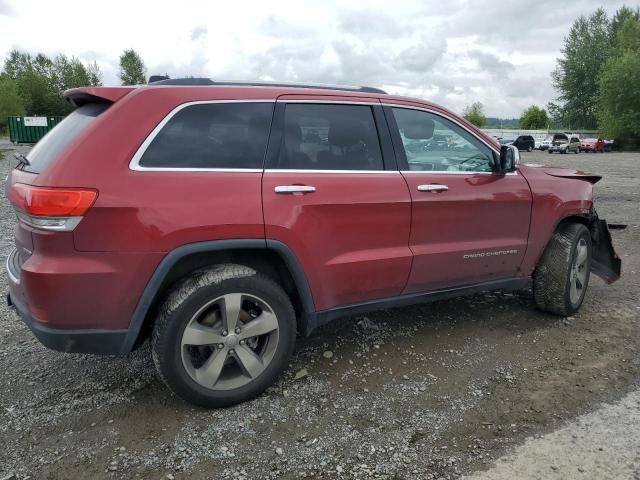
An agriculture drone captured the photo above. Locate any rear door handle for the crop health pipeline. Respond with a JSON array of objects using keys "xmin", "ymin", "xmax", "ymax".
[
  {"xmin": 274, "ymin": 185, "xmax": 316, "ymax": 194},
  {"xmin": 417, "ymin": 184, "xmax": 448, "ymax": 192}
]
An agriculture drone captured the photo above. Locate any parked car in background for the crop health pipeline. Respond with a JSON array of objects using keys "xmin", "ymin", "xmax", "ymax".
[
  {"xmin": 6, "ymin": 79, "xmax": 620, "ymax": 408},
  {"xmin": 603, "ymin": 139, "xmax": 615, "ymax": 152},
  {"xmin": 511, "ymin": 135, "xmax": 535, "ymax": 152},
  {"xmin": 580, "ymin": 138, "xmax": 605, "ymax": 153},
  {"xmin": 539, "ymin": 137, "xmax": 553, "ymax": 151},
  {"xmin": 498, "ymin": 136, "xmax": 534, "ymax": 152},
  {"xmin": 548, "ymin": 134, "xmax": 581, "ymax": 154}
]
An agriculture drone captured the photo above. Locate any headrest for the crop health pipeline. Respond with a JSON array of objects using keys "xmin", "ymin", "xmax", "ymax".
[
  {"xmin": 402, "ymin": 117, "xmax": 434, "ymax": 139},
  {"xmin": 328, "ymin": 121, "xmax": 367, "ymax": 147}
]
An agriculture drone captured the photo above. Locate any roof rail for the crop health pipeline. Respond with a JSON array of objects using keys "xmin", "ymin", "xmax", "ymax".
[{"xmin": 148, "ymin": 77, "xmax": 387, "ymax": 94}]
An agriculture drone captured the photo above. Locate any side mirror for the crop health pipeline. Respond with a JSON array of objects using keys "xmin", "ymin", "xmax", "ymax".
[{"xmin": 497, "ymin": 145, "xmax": 519, "ymax": 174}]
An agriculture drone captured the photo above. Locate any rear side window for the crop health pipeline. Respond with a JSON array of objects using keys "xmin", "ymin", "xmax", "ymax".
[
  {"xmin": 274, "ymin": 103, "xmax": 383, "ymax": 170},
  {"xmin": 138, "ymin": 102, "xmax": 274, "ymax": 169},
  {"xmin": 24, "ymin": 103, "xmax": 109, "ymax": 173}
]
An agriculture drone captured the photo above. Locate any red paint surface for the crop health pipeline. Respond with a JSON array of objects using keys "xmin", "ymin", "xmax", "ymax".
[{"xmin": 5, "ymin": 85, "xmax": 602, "ymax": 331}]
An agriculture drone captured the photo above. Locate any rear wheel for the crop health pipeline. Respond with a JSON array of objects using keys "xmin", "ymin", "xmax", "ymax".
[
  {"xmin": 152, "ymin": 265, "xmax": 296, "ymax": 407},
  {"xmin": 533, "ymin": 223, "xmax": 591, "ymax": 316}
]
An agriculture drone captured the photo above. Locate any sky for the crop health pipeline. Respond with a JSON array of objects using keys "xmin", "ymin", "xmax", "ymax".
[{"xmin": 0, "ymin": 0, "xmax": 630, "ymax": 117}]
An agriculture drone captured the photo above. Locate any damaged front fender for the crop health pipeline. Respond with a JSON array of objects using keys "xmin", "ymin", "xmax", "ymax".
[{"xmin": 589, "ymin": 213, "xmax": 622, "ymax": 283}]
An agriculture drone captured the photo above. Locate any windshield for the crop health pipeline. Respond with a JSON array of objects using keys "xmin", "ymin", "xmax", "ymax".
[{"xmin": 24, "ymin": 103, "xmax": 109, "ymax": 173}]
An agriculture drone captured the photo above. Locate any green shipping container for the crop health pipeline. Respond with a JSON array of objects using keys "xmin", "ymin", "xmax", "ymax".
[{"xmin": 7, "ymin": 116, "xmax": 65, "ymax": 144}]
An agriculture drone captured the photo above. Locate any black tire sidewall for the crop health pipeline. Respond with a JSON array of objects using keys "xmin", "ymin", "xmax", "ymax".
[
  {"xmin": 563, "ymin": 227, "xmax": 592, "ymax": 314},
  {"xmin": 155, "ymin": 275, "xmax": 296, "ymax": 408}
]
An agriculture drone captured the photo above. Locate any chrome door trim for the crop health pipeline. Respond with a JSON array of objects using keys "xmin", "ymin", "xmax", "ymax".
[{"xmin": 129, "ymin": 99, "xmax": 275, "ymax": 172}]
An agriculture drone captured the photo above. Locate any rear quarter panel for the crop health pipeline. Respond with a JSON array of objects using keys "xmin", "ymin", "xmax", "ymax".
[{"xmin": 35, "ymin": 87, "xmax": 271, "ymax": 252}]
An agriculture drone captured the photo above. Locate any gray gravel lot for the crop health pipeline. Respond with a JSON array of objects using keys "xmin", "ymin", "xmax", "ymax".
[{"xmin": 0, "ymin": 144, "xmax": 638, "ymax": 480}]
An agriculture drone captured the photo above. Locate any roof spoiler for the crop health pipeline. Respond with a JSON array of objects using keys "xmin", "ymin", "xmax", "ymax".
[{"xmin": 63, "ymin": 87, "xmax": 135, "ymax": 107}]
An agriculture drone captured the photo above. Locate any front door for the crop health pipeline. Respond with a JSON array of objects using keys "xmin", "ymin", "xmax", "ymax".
[
  {"xmin": 262, "ymin": 99, "xmax": 413, "ymax": 311},
  {"xmin": 385, "ymin": 105, "xmax": 532, "ymax": 294}
]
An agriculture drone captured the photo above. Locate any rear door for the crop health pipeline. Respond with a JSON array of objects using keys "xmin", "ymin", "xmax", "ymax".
[
  {"xmin": 262, "ymin": 97, "xmax": 412, "ymax": 311},
  {"xmin": 384, "ymin": 104, "xmax": 532, "ymax": 293}
]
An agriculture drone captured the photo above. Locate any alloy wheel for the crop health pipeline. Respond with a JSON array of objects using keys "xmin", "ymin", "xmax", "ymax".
[
  {"xmin": 180, "ymin": 293, "xmax": 280, "ymax": 391},
  {"xmin": 569, "ymin": 238, "xmax": 589, "ymax": 304}
]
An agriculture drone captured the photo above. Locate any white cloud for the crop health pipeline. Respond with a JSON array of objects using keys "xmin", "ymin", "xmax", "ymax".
[{"xmin": 0, "ymin": 0, "xmax": 630, "ymax": 117}]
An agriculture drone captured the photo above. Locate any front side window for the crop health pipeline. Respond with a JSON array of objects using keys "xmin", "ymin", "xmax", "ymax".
[
  {"xmin": 139, "ymin": 102, "xmax": 273, "ymax": 169},
  {"xmin": 275, "ymin": 103, "xmax": 383, "ymax": 170},
  {"xmin": 392, "ymin": 108, "xmax": 494, "ymax": 173}
]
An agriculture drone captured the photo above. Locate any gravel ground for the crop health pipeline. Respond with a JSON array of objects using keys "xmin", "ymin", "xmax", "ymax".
[
  {"xmin": 0, "ymin": 143, "xmax": 638, "ymax": 480},
  {"xmin": 465, "ymin": 388, "xmax": 640, "ymax": 480}
]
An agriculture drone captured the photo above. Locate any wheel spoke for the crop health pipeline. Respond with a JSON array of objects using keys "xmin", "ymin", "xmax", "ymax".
[
  {"xmin": 234, "ymin": 345, "xmax": 264, "ymax": 378},
  {"xmin": 569, "ymin": 277, "xmax": 578, "ymax": 301},
  {"xmin": 222, "ymin": 293, "xmax": 243, "ymax": 332},
  {"xmin": 194, "ymin": 349, "xmax": 228, "ymax": 387},
  {"xmin": 238, "ymin": 311, "xmax": 278, "ymax": 340},
  {"xmin": 182, "ymin": 322, "xmax": 224, "ymax": 346},
  {"xmin": 575, "ymin": 244, "xmax": 588, "ymax": 266}
]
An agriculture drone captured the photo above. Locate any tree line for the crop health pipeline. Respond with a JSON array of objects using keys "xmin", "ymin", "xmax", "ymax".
[
  {"xmin": 463, "ymin": 6, "xmax": 640, "ymax": 147},
  {"xmin": 0, "ymin": 49, "xmax": 147, "ymax": 131}
]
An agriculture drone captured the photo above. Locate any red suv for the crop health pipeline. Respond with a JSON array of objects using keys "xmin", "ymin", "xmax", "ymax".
[{"xmin": 6, "ymin": 79, "xmax": 621, "ymax": 407}]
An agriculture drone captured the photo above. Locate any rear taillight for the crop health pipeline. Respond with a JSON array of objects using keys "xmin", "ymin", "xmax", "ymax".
[{"xmin": 8, "ymin": 183, "xmax": 97, "ymax": 231}]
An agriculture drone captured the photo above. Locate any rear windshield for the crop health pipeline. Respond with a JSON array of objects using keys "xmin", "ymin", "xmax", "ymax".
[{"xmin": 24, "ymin": 103, "xmax": 109, "ymax": 173}]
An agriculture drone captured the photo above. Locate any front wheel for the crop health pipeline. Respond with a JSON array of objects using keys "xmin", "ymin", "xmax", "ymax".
[
  {"xmin": 533, "ymin": 223, "xmax": 592, "ymax": 316},
  {"xmin": 152, "ymin": 265, "xmax": 296, "ymax": 408},
  {"xmin": 528, "ymin": 146, "xmax": 533, "ymax": 152}
]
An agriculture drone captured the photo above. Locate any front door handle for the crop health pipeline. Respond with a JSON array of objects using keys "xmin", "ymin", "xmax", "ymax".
[
  {"xmin": 417, "ymin": 184, "xmax": 448, "ymax": 192},
  {"xmin": 274, "ymin": 185, "xmax": 316, "ymax": 194}
]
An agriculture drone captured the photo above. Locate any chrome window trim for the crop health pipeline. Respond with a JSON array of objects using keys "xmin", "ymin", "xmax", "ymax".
[
  {"xmin": 264, "ymin": 169, "xmax": 400, "ymax": 174},
  {"xmin": 401, "ymin": 170, "xmax": 518, "ymax": 176},
  {"xmin": 276, "ymin": 99, "xmax": 379, "ymax": 105},
  {"xmin": 381, "ymin": 103, "xmax": 500, "ymax": 155},
  {"xmin": 129, "ymin": 99, "xmax": 276, "ymax": 172}
]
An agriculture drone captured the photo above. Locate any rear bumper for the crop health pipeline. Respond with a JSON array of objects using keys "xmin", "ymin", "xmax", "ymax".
[
  {"xmin": 7, "ymin": 289, "xmax": 127, "ymax": 354},
  {"xmin": 5, "ymin": 246, "xmax": 160, "ymax": 355}
]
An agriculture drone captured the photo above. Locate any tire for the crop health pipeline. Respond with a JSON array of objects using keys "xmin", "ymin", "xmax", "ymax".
[
  {"xmin": 548, "ymin": 150, "xmax": 552, "ymax": 154},
  {"xmin": 528, "ymin": 146, "xmax": 533, "ymax": 152},
  {"xmin": 152, "ymin": 264, "xmax": 296, "ymax": 408},
  {"xmin": 575, "ymin": 148, "xmax": 579, "ymax": 154},
  {"xmin": 533, "ymin": 223, "xmax": 592, "ymax": 316}
]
